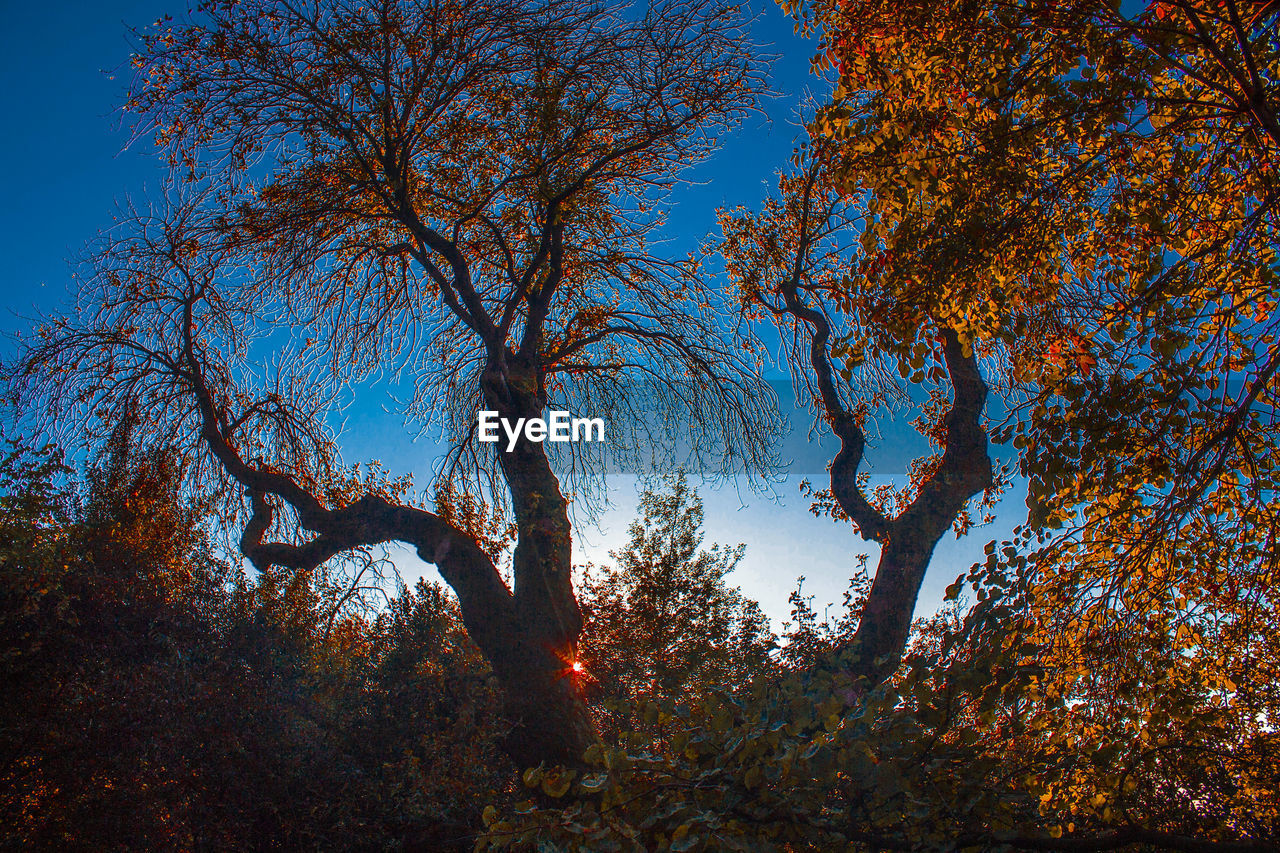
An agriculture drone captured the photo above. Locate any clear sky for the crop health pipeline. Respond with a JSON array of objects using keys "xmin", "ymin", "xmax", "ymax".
[{"xmin": 0, "ymin": 0, "xmax": 1026, "ymax": 630}]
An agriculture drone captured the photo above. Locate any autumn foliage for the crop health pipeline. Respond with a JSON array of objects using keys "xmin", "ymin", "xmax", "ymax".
[{"xmin": 2, "ymin": 0, "xmax": 1279, "ymax": 850}]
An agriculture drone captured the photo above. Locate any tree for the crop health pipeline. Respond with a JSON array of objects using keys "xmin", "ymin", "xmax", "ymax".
[
  {"xmin": 713, "ymin": 0, "xmax": 1280, "ymax": 692},
  {"xmin": 8, "ymin": 0, "xmax": 782, "ymax": 767},
  {"xmin": 592, "ymin": 0, "xmax": 1277, "ymax": 845},
  {"xmin": 720, "ymin": 148, "xmax": 1000, "ymax": 688},
  {"xmin": 578, "ymin": 472, "xmax": 773, "ymax": 731},
  {"xmin": 476, "ymin": 1, "xmax": 1279, "ymax": 848}
]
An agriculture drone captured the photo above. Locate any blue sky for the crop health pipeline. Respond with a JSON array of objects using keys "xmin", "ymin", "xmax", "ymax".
[
  {"xmin": 1, "ymin": 1, "xmax": 171, "ymax": 315},
  {"xmin": 0, "ymin": 0, "xmax": 1025, "ymax": 630}
]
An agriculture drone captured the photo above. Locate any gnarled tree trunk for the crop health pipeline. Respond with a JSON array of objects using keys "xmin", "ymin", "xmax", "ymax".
[
  {"xmin": 480, "ymin": 354, "xmax": 594, "ymax": 766},
  {"xmin": 827, "ymin": 330, "xmax": 992, "ymax": 685},
  {"xmin": 760, "ymin": 159, "xmax": 994, "ymax": 690},
  {"xmin": 187, "ymin": 346, "xmax": 595, "ymax": 768}
]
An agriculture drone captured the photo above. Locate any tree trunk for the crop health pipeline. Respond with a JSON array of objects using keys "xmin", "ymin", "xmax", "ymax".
[
  {"xmin": 479, "ymin": 353, "xmax": 594, "ymax": 766},
  {"xmin": 828, "ymin": 329, "xmax": 993, "ymax": 687},
  {"xmin": 206, "ymin": 349, "xmax": 596, "ymax": 767}
]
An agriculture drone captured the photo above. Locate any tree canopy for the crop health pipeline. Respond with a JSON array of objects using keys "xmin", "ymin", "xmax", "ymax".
[
  {"xmin": 481, "ymin": 0, "xmax": 1279, "ymax": 848},
  {"xmin": 9, "ymin": 0, "xmax": 781, "ymax": 767},
  {"xmin": 3, "ymin": 0, "xmax": 1278, "ymax": 849}
]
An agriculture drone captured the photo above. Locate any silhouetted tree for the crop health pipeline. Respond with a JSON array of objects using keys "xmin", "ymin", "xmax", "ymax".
[{"xmin": 9, "ymin": 0, "xmax": 782, "ymax": 767}]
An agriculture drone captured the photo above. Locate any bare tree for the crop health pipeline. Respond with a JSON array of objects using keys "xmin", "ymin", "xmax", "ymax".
[{"xmin": 8, "ymin": 0, "xmax": 780, "ymax": 767}]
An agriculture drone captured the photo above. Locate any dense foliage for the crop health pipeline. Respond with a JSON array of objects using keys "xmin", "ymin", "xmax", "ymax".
[
  {"xmin": 0, "ymin": 438, "xmax": 509, "ymax": 850},
  {"xmin": 578, "ymin": 473, "xmax": 774, "ymax": 726},
  {"xmin": 482, "ymin": 559, "xmax": 1277, "ymax": 851}
]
